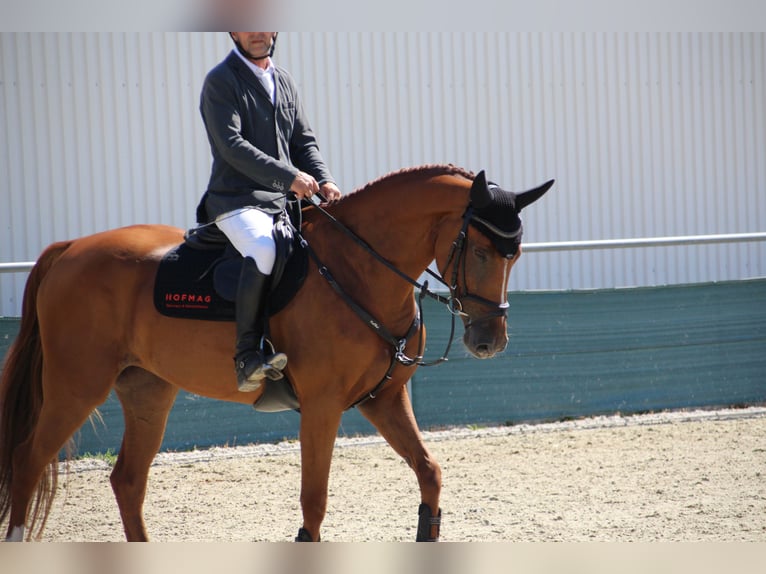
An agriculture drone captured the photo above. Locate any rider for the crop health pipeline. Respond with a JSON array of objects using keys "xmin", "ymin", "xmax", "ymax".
[{"xmin": 197, "ymin": 32, "xmax": 342, "ymax": 392}]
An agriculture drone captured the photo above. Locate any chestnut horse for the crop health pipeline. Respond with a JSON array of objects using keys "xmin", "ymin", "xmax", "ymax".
[{"xmin": 0, "ymin": 164, "xmax": 552, "ymax": 542}]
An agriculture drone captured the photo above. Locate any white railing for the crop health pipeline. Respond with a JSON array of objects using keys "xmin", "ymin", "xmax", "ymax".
[
  {"xmin": 522, "ymin": 232, "xmax": 766, "ymax": 253},
  {"xmin": 0, "ymin": 261, "xmax": 37, "ymax": 273},
  {"xmin": 1, "ymin": 232, "xmax": 766, "ymax": 274}
]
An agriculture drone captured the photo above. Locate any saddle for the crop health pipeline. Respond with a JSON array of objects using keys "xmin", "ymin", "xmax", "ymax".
[
  {"xmin": 153, "ymin": 211, "xmax": 307, "ymax": 321},
  {"xmin": 152, "ymin": 210, "xmax": 308, "ymax": 413}
]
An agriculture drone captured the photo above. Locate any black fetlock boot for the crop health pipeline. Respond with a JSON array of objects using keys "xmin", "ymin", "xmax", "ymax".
[
  {"xmin": 416, "ymin": 503, "xmax": 441, "ymax": 541},
  {"xmin": 234, "ymin": 257, "xmax": 288, "ymax": 392}
]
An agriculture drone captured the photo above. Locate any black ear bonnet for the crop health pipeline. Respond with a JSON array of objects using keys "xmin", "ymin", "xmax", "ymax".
[{"xmin": 469, "ymin": 172, "xmax": 523, "ymax": 258}]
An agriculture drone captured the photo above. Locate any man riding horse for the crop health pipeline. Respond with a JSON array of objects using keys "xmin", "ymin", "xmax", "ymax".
[{"xmin": 197, "ymin": 32, "xmax": 342, "ymax": 391}]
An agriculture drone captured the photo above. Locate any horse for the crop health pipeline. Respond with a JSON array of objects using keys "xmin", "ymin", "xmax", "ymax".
[{"xmin": 0, "ymin": 164, "xmax": 552, "ymax": 542}]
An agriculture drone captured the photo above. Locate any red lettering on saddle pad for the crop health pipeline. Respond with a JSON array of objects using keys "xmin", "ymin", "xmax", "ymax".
[{"xmin": 163, "ymin": 292, "xmax": 212, "ymax": 309}]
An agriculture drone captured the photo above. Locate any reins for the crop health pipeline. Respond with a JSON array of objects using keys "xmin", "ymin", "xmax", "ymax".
[{"xmin": 304, "ymin": 198, "xmax": 455, "ymax": 309}]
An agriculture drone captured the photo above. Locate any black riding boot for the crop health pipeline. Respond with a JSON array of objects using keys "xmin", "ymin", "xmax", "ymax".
[{"xmin": 234, "ymin": 257, "xmax": 288, "ymax": 392}]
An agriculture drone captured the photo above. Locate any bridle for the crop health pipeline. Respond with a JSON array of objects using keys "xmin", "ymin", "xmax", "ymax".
[
  {"xmin": 295, "ymin": 198, "xmax": 516, "ymax": 407},
  {"xmin": 439, "ymin": 204, "xmax": 521, "ymax": 328}
]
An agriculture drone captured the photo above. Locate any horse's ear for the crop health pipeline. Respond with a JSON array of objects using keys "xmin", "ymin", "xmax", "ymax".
[
  {"xmin": 516, "ymin": 179, "xmax": 554, "ymax": 212},
  {"xmin": 470, "ymin": 170, "xmax": 492, "ymax": 208}
]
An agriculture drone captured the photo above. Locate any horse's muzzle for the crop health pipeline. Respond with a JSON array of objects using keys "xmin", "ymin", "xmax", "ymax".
[{"xmin": 463, "ymin": 323, "xmax": 508, "ymax": 359}]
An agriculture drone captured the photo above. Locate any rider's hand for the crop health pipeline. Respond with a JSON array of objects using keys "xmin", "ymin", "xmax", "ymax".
[
  {"xmin": 319, "ymin": 182, "xmax": 342, "ymax": 202},
  {"xmin": 290, "ymin": 171, "xmax": 320, "ymax": 200}
]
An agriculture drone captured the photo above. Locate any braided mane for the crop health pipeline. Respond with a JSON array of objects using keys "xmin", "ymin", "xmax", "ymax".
[{"xmin": 348, "ymin": 164, "xmax": 475, "ymax": 197}]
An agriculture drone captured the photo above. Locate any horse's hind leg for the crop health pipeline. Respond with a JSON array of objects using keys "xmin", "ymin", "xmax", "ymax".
[
  {"xmin": 6, "ymin": 373, "xmax": 113, "ymax": 541},
  {"xmin": 111, "ymin": 368, "xmax": 178, "ymax": 541},
  {"xmin": 358, "ymin": 383, "xmax": 443, "ymax": 541}
]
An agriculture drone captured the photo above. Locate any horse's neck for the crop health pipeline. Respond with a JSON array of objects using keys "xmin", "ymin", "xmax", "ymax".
[{"xmin": 331, "ymin": 175, "xmax": 469, "ymax": 281}]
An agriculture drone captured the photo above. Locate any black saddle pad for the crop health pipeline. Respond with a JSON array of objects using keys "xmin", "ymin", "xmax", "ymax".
[{"xmin": 153, "ymin": 240, "xmax": 308, "ymax": 321}]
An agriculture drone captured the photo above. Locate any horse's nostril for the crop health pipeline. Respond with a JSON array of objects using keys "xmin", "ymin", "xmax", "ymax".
[{"xmin": 475, "ymin": 344, "xmax": 491, "ymax": 357}]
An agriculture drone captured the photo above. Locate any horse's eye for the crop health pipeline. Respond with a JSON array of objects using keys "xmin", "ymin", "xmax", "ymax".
[{"xmin": 472, "ymin": 245, "xmax": 489, "ymax": 263}]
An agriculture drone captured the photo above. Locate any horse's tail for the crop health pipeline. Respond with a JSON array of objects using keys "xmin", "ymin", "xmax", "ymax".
[{"xmin": 0, "ymin": 241, "xmax": 73, "ymax": 539}]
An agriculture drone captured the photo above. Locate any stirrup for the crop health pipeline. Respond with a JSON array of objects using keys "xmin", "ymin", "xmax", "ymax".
[
  {"xmin": 236, "ymin": 349, "xmax": 288, "ymax": 392},
  {"xmin": 261, "ymin": 337, "xmax": 288, "ymax": 379},
  {"xmin": 264, "ymin": 352, "xmax": 288, "ymax": 377},
  {"xmin": 236, "ymin": 357, "xmax": 266, "ymax": 392}
]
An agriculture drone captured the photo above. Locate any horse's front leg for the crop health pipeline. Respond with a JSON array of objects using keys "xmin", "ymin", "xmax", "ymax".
[
  {"xmin": 358, "ymin": 382, "xmax": 442, "ymax": 541},
  {"xmin": 295, "ymin": 404, "xmax": 343, "ymax": 542}
]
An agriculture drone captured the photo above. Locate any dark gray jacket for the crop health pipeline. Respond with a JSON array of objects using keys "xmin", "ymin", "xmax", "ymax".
[{"xmin": 197, "ymin": 51, "xmax": 336, "ymax": 222}]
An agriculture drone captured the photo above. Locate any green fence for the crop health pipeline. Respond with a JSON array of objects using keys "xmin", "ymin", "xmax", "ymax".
[{"xmin": 1, "ymin": 279, "xmax": 765, "ymax": 456}]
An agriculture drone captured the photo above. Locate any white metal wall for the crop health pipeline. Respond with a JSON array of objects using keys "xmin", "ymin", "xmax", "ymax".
[{"xmin": 1, "ymin": 32, "xmax": 765, "ymax": 316}]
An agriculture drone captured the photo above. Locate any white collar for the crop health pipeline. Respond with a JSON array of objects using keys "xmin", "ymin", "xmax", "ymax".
[{"xmin": 233, "ymin": 49, "xmax": 274, "ymax": 79}]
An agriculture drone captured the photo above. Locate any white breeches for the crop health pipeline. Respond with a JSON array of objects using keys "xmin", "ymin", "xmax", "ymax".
[{"xmin": 215, "ymin": 207, "xmax": 276, "ymax": 275}]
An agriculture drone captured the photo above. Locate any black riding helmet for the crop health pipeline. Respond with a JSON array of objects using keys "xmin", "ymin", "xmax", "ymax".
[{"xmin": 230, "ymin": 32, "xmax": 278, "ymax": 61}]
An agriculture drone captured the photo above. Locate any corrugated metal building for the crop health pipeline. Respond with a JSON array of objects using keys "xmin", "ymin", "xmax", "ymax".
[{"xmin": 1, "ymin": 32, "xmax": 764, "ymax": 317}]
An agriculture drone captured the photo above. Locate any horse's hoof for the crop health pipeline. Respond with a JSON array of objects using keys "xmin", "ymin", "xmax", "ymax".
[{"xmin": 295, "ymin": 527, "xmax": 318, "ymax": 542}]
